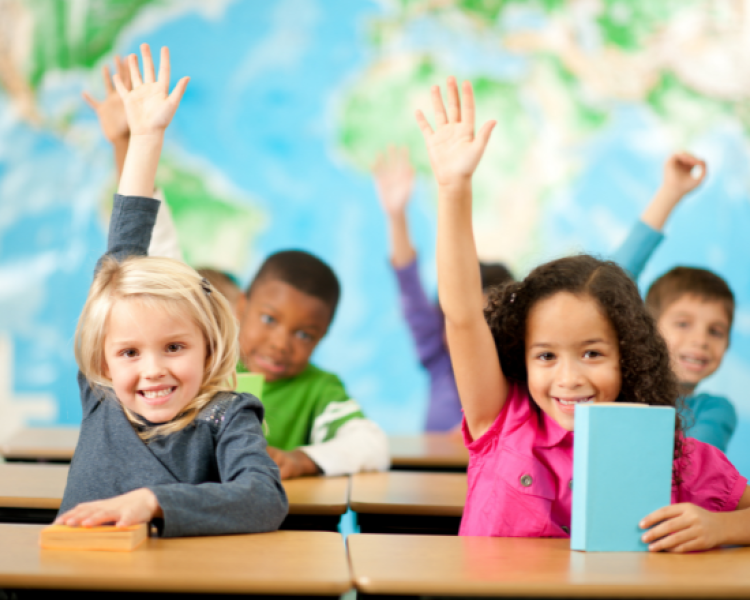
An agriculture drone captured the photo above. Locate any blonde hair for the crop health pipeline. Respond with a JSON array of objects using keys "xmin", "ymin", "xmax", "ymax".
[{"xmin": 75, "ymin": 255, "xmax": 239, "ymax": 440}]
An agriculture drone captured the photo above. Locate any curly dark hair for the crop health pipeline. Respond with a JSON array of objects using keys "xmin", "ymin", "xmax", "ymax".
[{"xmin": 484, "ymin": 254, "xmax": 685, "ymax": 469}]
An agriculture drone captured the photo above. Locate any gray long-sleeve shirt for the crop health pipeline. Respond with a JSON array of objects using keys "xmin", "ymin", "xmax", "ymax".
[{"xmin": 59, "ymin": 195, "xmax": 288, "ymax": 537}]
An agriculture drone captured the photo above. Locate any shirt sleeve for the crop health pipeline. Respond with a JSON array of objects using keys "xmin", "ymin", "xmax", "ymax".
[
  {"xmin": 611, "ymin": 220, "xmax": 664, "ymax": 280},
  {"xmin": 148, "ymin": 188, "xmax": 184, "ymax": 262},
  {"xmin": 300, "ymin": 418, "xmax": 390, "ymax": 476},
  {"xmin": 148, "ymin": 395, "xmax": 289, "ymax": 538},
  {"xmin": 103, "ymin": 194, "xmax": 161, "ymax": 267},
  {"xmin": 683, "ymin": 396, "xmax": 738, "ymax": 453},
  {"xmin": 394, "ymin": 258, "xmax": 448, "ymax": 367},
  {"xmin": 673, "ymin": 437, "xmax": 748, "ymax": 511}
]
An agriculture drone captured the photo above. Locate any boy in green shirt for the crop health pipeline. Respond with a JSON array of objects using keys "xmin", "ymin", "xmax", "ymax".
[{"xmin": 236, "ymin": 250, "xmax": 389, "ymax": 478}]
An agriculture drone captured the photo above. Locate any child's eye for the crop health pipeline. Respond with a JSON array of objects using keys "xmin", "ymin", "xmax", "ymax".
[
  {"xmin": 260, "ymin": 314, "xmax": 275, "ymax": 325},
  {"xmin": 120, "ymin": 349, "xmax": 138, "ymax": 358},
  {"xmin": 537, "ymin": 352, "xmax": 555, "ymax": 361},
  {"xmin": 675, "ymin": 321, "xmax": 689, "ymax": 328},
  {"xmin": 166, "ymin": 343, "xmax": 184, "ymax": 353},
  {"xmin": 295, "ymin": 330, "xmax": 314, "ymax": 342},
  {"xmin": 583, "ymin": 350, "xmax": 601, "ymax": 359},
  {"xmin": 709, "ymin": 328, "xmax": 726, "ymax": 339}
]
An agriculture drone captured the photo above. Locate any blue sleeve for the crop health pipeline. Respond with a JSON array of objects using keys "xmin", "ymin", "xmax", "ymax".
[
  {"xmin": 611, "ymin": 220, "xmax": 664, "ymax": 281},
  {"xmin": 149, "ymin": 395, "xmax": 288, "ymax": 537},
  {"xmin": 100, "ymin": 194, "xmax": 160, "ymax": 268},
  {"xmin": 683, "ymin": 395, "xmax": 738, "ymax": 453}
]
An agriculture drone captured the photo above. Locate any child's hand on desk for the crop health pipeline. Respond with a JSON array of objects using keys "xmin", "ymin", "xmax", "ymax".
[
  {"xmin": 114, "ymin": 44, "xmax": 189, "ymax": 138},
  {"xmin": 373, "ymin": 146, "xmax": 415, "ymax": 217},
  {"xmin": 267, "ymin": 447, "xmax": 321, "ymax": 479},
  {"xmin": 55, "ymin": 488, "xmax": 163, "ymax": 528},
  {"xmin": 82, "ymin": 56, "xmax": 132, "ymax": 144},
  {"xmin": 415, "ymin": 77, "xmax": 495, "ymax": 189},
  {"xmin": 640, "ymin": 502, "xmax": 723, "ymax": 552}
]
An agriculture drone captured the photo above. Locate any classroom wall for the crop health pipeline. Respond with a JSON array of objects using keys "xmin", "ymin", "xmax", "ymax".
[{"xmin": 2, "ymin": 0, "xmax": 750, "ymax": 472}]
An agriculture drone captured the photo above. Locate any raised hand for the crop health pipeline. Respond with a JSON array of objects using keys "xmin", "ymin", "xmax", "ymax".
[
  {"xmin": 415, "ymin": 77, "xmax": 495, "ymax": 188},
  {"xmin": 113, "ymin": 44, "xmax": 189, "ymax": 138},
  {"xmin": 82, "ymin": 56, "xmax": 132, "ymax": 143},
  {"xmin": 373, "ymin": 146, "xmax": 415, "ymax": 217},
  {"xmin": 661, "ymin": 152, "xmax": 707, "ymax": 199}
]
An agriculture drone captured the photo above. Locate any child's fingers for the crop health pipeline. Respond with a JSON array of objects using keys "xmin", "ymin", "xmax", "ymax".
[
  {"xmin": 112, "ymin": 73, "xmax": 129, "ymax": 99},
  {"xmin": 128, "ymin": 53, "xmax": 143, "ymax": 88},
  {"xmin": 140, "ymin": 43, "xmax": 156, "ymax": 84},
  {"xmin": 115, "ymin": 55, "xmax": 132, "ymax": 90},
  {"xmin": 446, "ymin": 76, "xmax": 461, "ymax": 124},
  {"xmin": 167, "ymin": 76, "xmax": 190, "ymax": 110},
  {"xmin": 414, "ymin": 109, "xmax": 434, "ymax": 137},
  {"xmin": 639, "ymin": 503, "xmax": 681, "ymax": 530},
  {"xmin": 82, "ymin": 91, "xmax": 100, "ymax": 110},
  {"xmin": 431, "ymin": 85, "xmax": 448, "ymax": 126},
  {"xmin": 158, "ymin": 46, "xmax": 171, "ymax": 88},
  {"xmin": 648, "ymin": 528, "xmax": 695, "ymax": 552},
  {"xmin": 475, "ymin": 120, "xmax": 496, "ymax": 153},
  {"xmin": 102, "ymin": 65, "xmax": 114, "ymax": 94},
  {"xmin": 462, "ymin": 80, "xmax": 476, "ymax": 132}
]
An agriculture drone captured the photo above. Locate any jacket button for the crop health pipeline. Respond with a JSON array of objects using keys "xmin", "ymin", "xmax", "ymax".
[
  {"xmin": 520, "ymin": 474, "xmax": 533, "ymax": 487},
  {"xmin": 562, "ymin": 526, "xmax": 570, "ymax": 534}
]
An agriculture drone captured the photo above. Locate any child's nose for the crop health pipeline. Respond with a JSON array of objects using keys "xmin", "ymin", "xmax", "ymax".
[
  {"xmin": 269, "ymin": 326, "xmax": 292, "ymax": 352},
  {"xmin": 556, "ymin": 358, "xmax": 583, "ymax": 388},
  {"xmin": 143, "ymin": 354, "xmax": 167, "ymax": 378}
]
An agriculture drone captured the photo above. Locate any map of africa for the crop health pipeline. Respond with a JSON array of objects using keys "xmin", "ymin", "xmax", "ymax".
[{"xmin": 2, "ymin": 0, "xmax": 750, "ymax": 473}]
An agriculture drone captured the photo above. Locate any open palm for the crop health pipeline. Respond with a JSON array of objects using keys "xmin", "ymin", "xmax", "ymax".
[
  {"xmin": 114, "ymin": 44, "xmax": 189, "ymax": 137},
  {"xmin": 415, "ymin": 77, "xmax": 495, "ymax": 187}
]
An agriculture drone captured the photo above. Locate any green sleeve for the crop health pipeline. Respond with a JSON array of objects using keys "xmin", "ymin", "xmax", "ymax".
[{"xmin": 309, "ymin": 371, "xmax": 366, "ymax": 443}]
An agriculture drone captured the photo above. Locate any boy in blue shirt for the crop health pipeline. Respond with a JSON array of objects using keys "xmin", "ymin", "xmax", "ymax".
[{"xmin": 614, "ymin": 152, "xmax": 736, "ymax": 452}]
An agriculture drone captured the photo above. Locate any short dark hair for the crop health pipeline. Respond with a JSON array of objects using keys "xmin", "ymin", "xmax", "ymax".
[
  {"xmin": 479, "ymin": 261, "xmax": 514, "ymax": 292},
  {"xmin": 485, "ymin": 254, "xmax": 682, "ymax": 440},
  {"xmin": 645, "ymin": 267, "xmax": 734, "ymax": 327},
  {"xmin": 247, "ymin": 250, "xmax": 341, "ymax": 323},
  {"xmin": 196, "ymin": 268, "xmax": 242, "ymax": 306}
]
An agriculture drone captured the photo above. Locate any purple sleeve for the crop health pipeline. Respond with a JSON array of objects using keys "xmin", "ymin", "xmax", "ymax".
[
  {"xmin": 672, "ymin": 437, "xmax": 748, "ymax": 511},
  {"xmin": 393, "ymin": 258, "xmax": 448, "ymax": 368}
]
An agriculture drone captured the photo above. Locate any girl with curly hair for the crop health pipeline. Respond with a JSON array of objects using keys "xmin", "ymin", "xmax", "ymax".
[{"xmin": 415, "ymin": 77, "xmax": 750, "ymax": 552}]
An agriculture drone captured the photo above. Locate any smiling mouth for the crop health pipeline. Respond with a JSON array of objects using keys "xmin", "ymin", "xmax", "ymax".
[
  {"xmin": 253, "ymin": 354, "xmax": 287, "ymax": 374},
  {"xmin": 555, "ymin": 396, "xmax": 594, "ymax": 406},
  {"xmin": 679, "ymin": 355, "xmax": 708, "ymax": 368},
  {"xmin": 138, "ymin": 387, "xmax": 176, "ymax": 404}
]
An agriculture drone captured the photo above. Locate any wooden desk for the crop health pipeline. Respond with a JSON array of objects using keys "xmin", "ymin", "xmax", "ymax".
[
  {"xmin": 388, "ymin": 433, "xmax": 468, "ymax": 471},
  {"xmin": 1, "ymin": 427, "xmax": 79, "ymax": 462},
  {"xmin": 349, "ymin": 534, "xmax": 750, "ymax": 598},
  {"xmin": 0, "ymin": 524, "xmax": 350, "ymax": 596},
  {"xmin": 0, "ymin": 464, "xmax": 349, "ymax": 532},
  {"xmin": 350, "ymin": 471, "xmax": 466, "ymax": 535},
  {"xmin": 281, "ymin": 475, "xmax": 350, "ymax": 532}
]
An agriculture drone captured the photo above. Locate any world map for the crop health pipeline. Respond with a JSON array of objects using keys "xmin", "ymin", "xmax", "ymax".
[{"xmin": 2, "ymin": 0, "xmax": 750, "ymax": 474}]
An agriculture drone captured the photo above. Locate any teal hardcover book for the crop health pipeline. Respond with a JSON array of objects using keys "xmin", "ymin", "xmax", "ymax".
[{"xmin": 571, "ymin": 403, "xmax": 675, "ymax": 552}]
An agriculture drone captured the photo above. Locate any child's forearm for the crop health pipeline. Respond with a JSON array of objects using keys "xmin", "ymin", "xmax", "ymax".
[
  {"xmin": 436, "ymin": 181, "xmax": 484, "ymax": 326},
  {"xmin": 718, "ymin": 508, "xmax": 750, "ymax": 546},
  {"xmin": 112, "ymin": 136, "xmax": 130, "ymax": 182},
  {"xmin": 388, "ymin": 211, "xmax": 417, "ymax": 269},
  {"xmin": 641, "ymin": 186, "xmax": 682, "ymax": 231},
  {"xmin": 118, "ymin": 133, "xmax": 164, "ymax": 197}
]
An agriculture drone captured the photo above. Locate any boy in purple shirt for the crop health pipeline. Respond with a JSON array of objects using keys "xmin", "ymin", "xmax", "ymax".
[{"xmin": 373, "ymin": 147, "xmax": 512, "ymax": 432}]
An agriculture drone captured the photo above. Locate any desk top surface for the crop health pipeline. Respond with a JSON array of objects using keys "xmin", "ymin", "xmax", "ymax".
[
  {"xmin": 349, "ymin": 471, "xmax": 466, "ymax": 516},
  {"xmin": 0, "ymin": 524, "xmax": 350, "ymax": 594},
  {"xmin": 349, "ymin": 534, "xmax": 750, "ymax": 598},
  {"xmin": 1, "ymin": 427, "xmax": 79, "ymax": 461},
  {"xmin": 388, "ymin": 433, "xmax": 469, "ymax": 468},
  {"xmin": 0, "ymin": 463, "xmax": 349, "ymax": 516}
]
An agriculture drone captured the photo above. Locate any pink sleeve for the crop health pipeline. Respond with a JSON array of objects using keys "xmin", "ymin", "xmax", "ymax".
[
  {"xmin": 673, "ymin": 438, "xmax": 748, "ymax": 511},
  {"xmin": 462, "ymin": 381, "xmax": 532, "ymax": 455}
]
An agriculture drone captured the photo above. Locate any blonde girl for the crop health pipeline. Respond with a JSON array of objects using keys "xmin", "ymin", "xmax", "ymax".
[{"xmin": 55, "ymin": 44, "xmax": 287, "ymax": 536}]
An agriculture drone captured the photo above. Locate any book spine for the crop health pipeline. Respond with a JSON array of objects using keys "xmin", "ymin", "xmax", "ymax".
[{"xmin": 570, "ymin": 406, "xmax": 589, "ymax": 550}]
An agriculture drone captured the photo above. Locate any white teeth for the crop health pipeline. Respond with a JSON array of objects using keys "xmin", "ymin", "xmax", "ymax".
[
  {"xmin": 682, "ymin": 357, "xmax": 706, "ymax": 365},
  {"xmin": 142, "ymin": 388, "xmax": 173, "ymax": 399},
  {"xmin": 557, "ymin": 397, "xmax": 593, "ymax": 406}
]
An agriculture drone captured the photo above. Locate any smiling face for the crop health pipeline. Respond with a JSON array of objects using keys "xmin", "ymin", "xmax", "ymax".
[
  {"xmin": 525, "ymin": 292, "xmax": 622, "ymax": 431},
  {"xmin": 237, "ymin": 279, "xmax": 331, "ymax": 382},
  {"xmin": 102, "ymin": 298, "xmax": 207, "ymax": 423},
  {"xmin": 656, "ymin": 294, "xmax": 730, "ymax": 394}
]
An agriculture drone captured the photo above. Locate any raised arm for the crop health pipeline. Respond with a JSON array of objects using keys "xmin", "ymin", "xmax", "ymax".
[
  {"xmin": 373, "ymin": 146, "xmax": 417, "ymax": 268},
  {"xmin": 415, "ymin": 77, "xmax": 505, "ymax": 440},
  {"xmin": 114, "ymin": 44, "xmax": 189, "ymax": 198},
  {"xmin": 82, "ymin": 56, "xmax": 132, "ymax": 179}
]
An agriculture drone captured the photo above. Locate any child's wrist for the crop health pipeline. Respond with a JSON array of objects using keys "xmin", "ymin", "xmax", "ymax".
[{"xmin": 654, "ymin": 185, "xmax": 683, "ymax": 207}]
